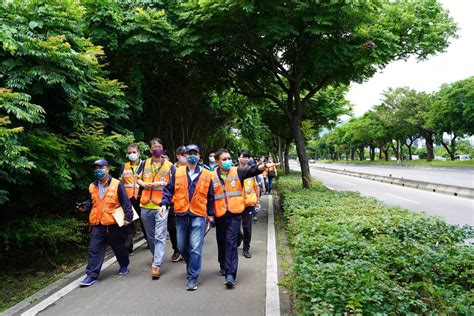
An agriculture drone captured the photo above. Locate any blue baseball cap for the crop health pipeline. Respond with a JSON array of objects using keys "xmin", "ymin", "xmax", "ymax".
[
  {"xmin": 93, "ymin": 159, "xmax": 109, "ymax": 167},
  {"xmin": 185, "ymin": 144, "xmax": 200, "ymax": 154}
]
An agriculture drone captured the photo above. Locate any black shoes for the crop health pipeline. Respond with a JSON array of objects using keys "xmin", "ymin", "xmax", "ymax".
[{"xmin": 243, "ymin": 249, "xmax": 252, "ymax": 258}]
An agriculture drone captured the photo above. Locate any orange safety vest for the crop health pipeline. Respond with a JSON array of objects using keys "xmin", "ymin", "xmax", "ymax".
[
  {"xmin": 89, "ymin": 178, "xmax": 121, "ymax": 225},
  {"xmin": 173, "ymin": 166, "xmax": 213, "ymax": 217},
  {"xmin": 140, "ymin": 158, "xmax": 172, "ymax": 206},
  {"xmin": 121, "ymin": 161, "xmax": 140, "ymax": 199},
  {"xmin": 243, "ymin": 177, "xmax": 258, "ymax": 207},
  {"xmin": 213, "ymin": 167, "xmax": 245, "ymax": 217}
]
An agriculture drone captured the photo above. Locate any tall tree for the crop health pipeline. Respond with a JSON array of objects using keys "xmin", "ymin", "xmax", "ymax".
[
  {"xmin": 178, "ymin": 0, "xmax": 457, "ymax": 187},
  {"xmin": 0, "ymin": 0, "xmax": 132, "ymax": 212},
  {"xmin": 429, "ymin": 76, "xmax": 474, "ymax": 160}
]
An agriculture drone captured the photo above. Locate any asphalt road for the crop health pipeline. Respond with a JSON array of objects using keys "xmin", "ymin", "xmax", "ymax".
[
  {"xmin": 37, "ymin": 199, "xmax": 270, "ymax": 316},
  {"xmin": 314, "ymin": 162, "xmax": 474, "ymax": 188},
  {"xmin": 291, "ymin": 163, "xmax": 474, "ymax": 226}
]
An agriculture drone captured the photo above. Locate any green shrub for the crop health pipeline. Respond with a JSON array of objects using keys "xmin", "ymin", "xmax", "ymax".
[
  {"xmin": 277, "ymin": 174, "xmax": 473, "ymax": 314},
  {"xmin": 0, "ymin": 217, "xmax": 87, "ymax": 254}
]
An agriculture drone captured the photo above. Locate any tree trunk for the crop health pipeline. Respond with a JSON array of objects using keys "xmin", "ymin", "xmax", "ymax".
[
  {"xmin": 369, "ymin": 146, "xmax": 375, "ymax": 161},
  {"xmin": 284, "ymin": 141, "xmax": 290, "ymax": 175},
  {"xmin": 426, "ymin": 138, "xmax": 434, "ymax": 161},
  {"xmin": 278, "ymin": 137, "xmax": 284, "ymax": 165},
  {"xmin": 382, "ymin": 146, "xmax": 389, "ymax": 161},
  {"xmin": 407, "ymin": 144, "xmax": 412, "ymax": 160},
  {"xmin": 420, "ymin": 131, "xmax": 435, "ymax": 162},
  {"xmin": 293, "ymin": 120, "xmax": 311, "ymax": 188},
  {"xmin": 358, "ymin": 145, "xmax": 365, "ymax": 161},
  {"xmin": 350, "ymin": 148, "xmax": 355, "ymax": 161},
  {"xmin": 378, "ymin": 148, "xmax": 382, "ymax": 160},
  {"xmin": 440, "ymin": 134, "xmax": 457, "ymax": 161}
]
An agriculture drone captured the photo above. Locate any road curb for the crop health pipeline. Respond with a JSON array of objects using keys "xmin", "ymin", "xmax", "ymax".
[
  {"xmin": 317, "ymin": 162, "xmax": 474, "ymax": 171},
  {"xmin": 315, "ymin": 166, "xmax": 474, "ymax": 199},
  {"xmin": 265, "ymin": 194, "xmax": 281, "ymax": 316}
]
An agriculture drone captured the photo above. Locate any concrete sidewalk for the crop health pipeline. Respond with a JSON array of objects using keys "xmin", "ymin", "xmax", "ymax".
[{"xmin": 18, "ymin": 196, "xmax": 274, "ymax": 316}]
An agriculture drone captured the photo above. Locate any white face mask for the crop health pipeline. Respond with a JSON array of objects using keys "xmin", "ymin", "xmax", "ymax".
[
  {"xmin": 209, "ymin": 157, "xmax": 216, "ymax": 163},
  {"xmin": 128, "ymin": 153, "xmax": 139, "ymax": 161},
  {"xmin": 178, "ymin": 156, "xmax": 187, "ymax": 164}
]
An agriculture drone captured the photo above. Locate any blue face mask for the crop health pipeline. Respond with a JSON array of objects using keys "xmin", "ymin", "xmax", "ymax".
[
  {"xmin": 187, "ymin": 155, "xmax": 199, "ymax": 165},
  {"xmin": 222, "ymin": 160, "xmax": 233, "ymax": 171},
  {"xmin": 94, "ymin": 169, "xmax": 106, "ymax": 180}
]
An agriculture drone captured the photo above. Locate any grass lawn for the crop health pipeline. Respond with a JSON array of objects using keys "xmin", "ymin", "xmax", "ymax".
[{"xmin": 0, "ymin": 247, "xmax": 87, "ymax": 312}]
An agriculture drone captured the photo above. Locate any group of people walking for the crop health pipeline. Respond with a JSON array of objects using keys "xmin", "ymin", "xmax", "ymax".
[{"xmin": 78, "ymin": 138, "xmax": 279, "ymax": 291}]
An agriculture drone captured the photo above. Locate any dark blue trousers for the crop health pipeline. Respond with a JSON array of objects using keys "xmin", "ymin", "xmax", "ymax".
[
  {"xmin": 215, "ymin": 213, "xmax": 242, "ymax": 279},
  {"xmin": 86, "ymin": 224, "xmax": 129, "ymax": 279}
]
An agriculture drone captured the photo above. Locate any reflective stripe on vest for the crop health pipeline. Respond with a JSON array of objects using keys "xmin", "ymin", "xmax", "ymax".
[
  {"xmin": 122, "ymin": 162, "xmax": 140, "ymax": 199},
  {"xmin": 173, "ymin": 166, "xmax": 212, "ymax": 217},
  {"xmin": 89, "ymin": 178, "xmax": 120, "ymax": 226},
  {"xmin": 213, "ymin": 167, "xmax": 245, "ymax": 217},
  {"xmin": 140, "ymin": 158, "xmax": 172, "ymax": 206}
]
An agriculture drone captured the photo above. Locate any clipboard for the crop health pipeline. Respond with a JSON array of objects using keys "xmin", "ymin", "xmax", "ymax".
[{"xmin": 113, "ymin": 206, "xmax": 139, "ymax": 227}]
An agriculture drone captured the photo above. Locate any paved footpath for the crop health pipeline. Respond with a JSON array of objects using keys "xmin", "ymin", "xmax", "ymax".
[{"xmin": 21, "ymin": 195, "xmax": 277, "ymax": 316}]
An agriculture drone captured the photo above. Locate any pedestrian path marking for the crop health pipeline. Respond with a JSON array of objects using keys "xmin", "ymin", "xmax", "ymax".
[
  {"xmin": 21, "ymin": 239, "xmax": 147, "ymax": 316},
  {"xmin": 265, "ymin": 195, "xmax": 281, "ymax": 316}
]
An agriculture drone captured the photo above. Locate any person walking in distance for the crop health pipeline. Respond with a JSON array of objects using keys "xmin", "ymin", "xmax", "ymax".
[
  {"xmin": 266, "ymin": 157, "xmax": 278, "ymax": 194},
  {"xmin": 118, "ymin": 144, "xmax": 146, "ymax": 255},
  {"xmin": 238, "ymin": 150, "xmax": 260, "ymax": 259},
  {"xmin": 167, "ymin": 146, "xmax": 189, "ymax": 262}
]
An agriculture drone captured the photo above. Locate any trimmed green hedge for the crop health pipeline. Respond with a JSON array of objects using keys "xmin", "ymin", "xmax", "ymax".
[{"xmin": 277, "ymin": 174, "xmax": 473, "ymax": 314}]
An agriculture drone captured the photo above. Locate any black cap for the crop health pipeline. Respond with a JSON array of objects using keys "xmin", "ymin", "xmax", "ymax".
[
  {"xmin": 93, "ymin": 159, "xmax": 109, "ymax": 167},
  {"xmin": 185, "ymin": 144, "xmax": 200, "ymax": 154},
  {"xmin": 176, "ymin": 146, "xmax": 186, "ymax": 155}
]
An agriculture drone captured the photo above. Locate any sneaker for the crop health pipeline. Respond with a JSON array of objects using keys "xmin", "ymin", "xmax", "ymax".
[
  {"xmin": 151, "ymin": 266, "xmax": 160, "ymax": 280},
  {"xmin": 218, "ymin": 269, "xmax": 225, "ymax": 276},
  {"xmin": 117, "ymin": 266, "xmax": 128, "ymax": 276},
  {"xmin": 225, "ymin": 274, "xmax": 235, "ymax": 288},
  {"xmin": 128, "ymin": 251, "xmax": 134, "ymax": 256},
  {"xmin": 186, "ymin": 279, "xmax": 198, "ymax": 291},
  {"xmin": 243, "ymin": 249, "xmax": 252, "ymax": 258},
  {"xmin": 79, "ymin": 276, "xmax": 97, "ymax": 287},
  {"xmin": 171, "ymin": 251, "xmax": 182, "ymax": 262}
]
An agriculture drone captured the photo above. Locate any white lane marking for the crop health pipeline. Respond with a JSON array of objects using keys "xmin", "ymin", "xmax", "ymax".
[
  {"xmin": 342, "ymin": 181, "xmax": 357, "ymax": 186},
  {"xmin": 385, "ymin": 193, "xmax": 421, "ymax": 204},
  {"xmin": 21, "ymin": 239, "xmax": 147, "ymax": 316},
  {"xmin": 325, "ymin": 186, "xmax": 335, "ymax": 191},
  {"xmin": 266, "ymin": 195, "xmax": 281, "ymax": 316}
]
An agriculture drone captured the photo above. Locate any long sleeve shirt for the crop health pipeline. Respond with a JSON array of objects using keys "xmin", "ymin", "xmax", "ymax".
[
  {"xmin": 216, "ymin": 164, "xmax": 263, "ymax": 186},
  {"xmin": 84, "ymin": 176, "xmax": 133, "ymax": 222},
  {"xmin": 216, "ymin": 164, "xmax": 263, "ymax": 216},
  {"xmin": 160, "ymin": 166, "xmax": 215, "ymax": 216}
]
